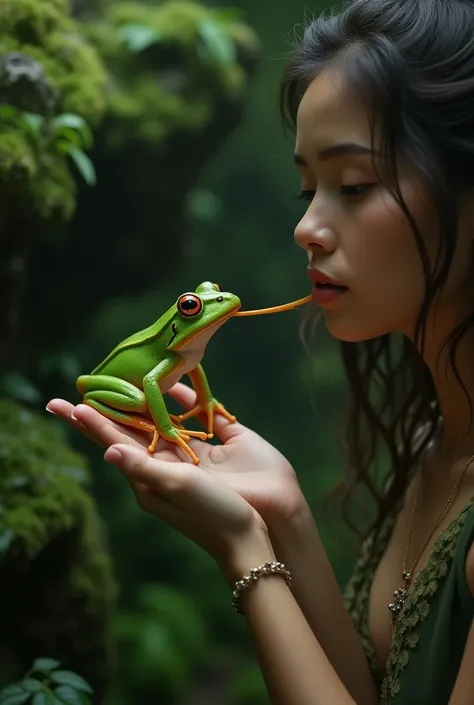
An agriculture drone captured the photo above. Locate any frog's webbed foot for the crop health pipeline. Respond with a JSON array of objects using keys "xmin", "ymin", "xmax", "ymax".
[
  {"xmin": 173, "ymin": 399, "xmax": 236, "ymax": 437},
  {"xmin": 169, "ymin": 414, "xmax": 186, "ymax": 430},
  {"xmin": 147, "ymin": 427, "xmax": 208, "ymax": 465}
]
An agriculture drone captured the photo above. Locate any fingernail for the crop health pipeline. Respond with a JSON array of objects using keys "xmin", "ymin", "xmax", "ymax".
[{"xmin": 45, "ymin": 406, "xmax": 56, "ymax": 415}]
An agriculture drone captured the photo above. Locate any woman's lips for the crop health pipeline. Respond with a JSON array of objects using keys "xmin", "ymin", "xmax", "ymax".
[{"xmin": 311, "ymin": 283, "xmax": 349, "ymax": 305}]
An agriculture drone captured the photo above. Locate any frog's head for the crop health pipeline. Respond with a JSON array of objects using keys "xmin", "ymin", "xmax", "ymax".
[{"xmin": 167, "ymin": 281, "xmax": 241, "ymax": 351}]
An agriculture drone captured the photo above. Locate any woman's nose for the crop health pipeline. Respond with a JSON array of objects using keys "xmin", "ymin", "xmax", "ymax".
[{"xmin": 294, "ymin": 213, "xmax": 337, "ymax": 253}]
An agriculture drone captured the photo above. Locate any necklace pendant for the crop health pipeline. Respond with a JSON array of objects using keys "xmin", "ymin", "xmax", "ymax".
[{"xmin": 388, "ymin": 574, "xmax": 411, "ymax": 617}]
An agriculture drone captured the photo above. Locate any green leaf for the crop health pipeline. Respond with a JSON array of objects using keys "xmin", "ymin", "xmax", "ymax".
[
  {"xmin": 118, "ymin": 23, "xmax": 161, "ymax": 52},
  {"xmin": 50, "ymin": 673, "xmax": 92, "ymax": 695},
  {"xmin": 19, "ymin": 682, "xmax": 42, "ymax": 694},
  {"xmin": 53, "ymin": 687, "xmax": 88, "ymax": 705},
  {"xmin": 53, "ymin": 114, "xmax": 86, "ymax": 131},
  {"xmin": 0, "ymin": 686, "xmax": 26, "ymax": 700},
  {"xmin": 53, "ymin": 127, "xmax": 84, "ymax": 150},
  {"xmin": 197, "ymin": 19, "xmax": 236, "ymax": 66},
  {"xmin": 32, "ymin": 693, "xmax": 60, "ymax": 705},
  {"xmin": 21, "ymin": 112, "xmax": 44, "ymax": 133},
  {"xmin": 0, "ymin": 528, "xmax": 15, "ymax": 555},
  {"xmin": 63, "ymin": 146, "xmax": 97, "ymax": 186},
  {"xmin": 0, "ymin": 690, "xmax": 31, "ymax": 705},
  {"xmin": 32, "ymin": 660, "xmax": 61, "ymax": 675},
  {"xmin": 53, "ymin": 115, "xmax": 93, "ymax": 150}
]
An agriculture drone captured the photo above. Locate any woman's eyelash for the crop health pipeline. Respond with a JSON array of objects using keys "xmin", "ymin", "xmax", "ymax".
[
  {"xmin": 295, "ymin": 190, "xmax": 316, "ymax": 202},
  {"xmin": 295, "ymin": 184, "xmax": 373, "ymax": 201}
]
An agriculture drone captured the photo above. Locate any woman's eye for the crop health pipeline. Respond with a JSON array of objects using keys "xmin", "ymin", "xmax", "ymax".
[
  {"xmin": 340, "ymin": 184, "xmax": 373, "ymax": 196},
  {"xmin": 295, "ymin": 184, "xmax": 373, "ymax": 202},
  {"xmin": 295, "ymin": 190, "xmax": 315, "ymax": 202}
]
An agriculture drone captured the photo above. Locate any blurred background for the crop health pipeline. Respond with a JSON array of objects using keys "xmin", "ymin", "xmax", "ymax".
[{"xmin": 0, "ymin": 0, "xmax": 359, "ymax": 703}]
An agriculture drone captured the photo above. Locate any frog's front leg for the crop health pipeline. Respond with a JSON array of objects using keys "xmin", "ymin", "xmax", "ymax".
[
  {"xmin": 171, "ymin": 364, "xmax": 237, "ymax": 437},
  {"xmin": 143, "ymin": 359, "xmax": 209, "ymax": 464}
]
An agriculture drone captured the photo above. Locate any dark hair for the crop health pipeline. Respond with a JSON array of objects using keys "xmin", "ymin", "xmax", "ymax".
[{"xmin": 280, "ymin": 0, "xmax": 474, "ymax": 535}]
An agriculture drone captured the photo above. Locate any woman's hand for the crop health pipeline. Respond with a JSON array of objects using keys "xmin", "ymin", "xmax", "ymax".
[{"xmin": 47, "ymin": 382, "xmax": 306, "ymax": 528}]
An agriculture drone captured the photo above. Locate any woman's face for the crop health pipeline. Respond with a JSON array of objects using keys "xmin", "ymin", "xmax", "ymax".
[{"xmin": 293, "ymin": 69, "xmax": 474, "ymax": 343}]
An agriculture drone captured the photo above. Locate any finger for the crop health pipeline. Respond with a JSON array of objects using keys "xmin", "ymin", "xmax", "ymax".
[
  {"xmin": 67, "ymin": 402, "xmax": 148, "ymax": 449},
  {"xmin": 126, "ymin": 477, "xmax": 182, "ymax": 524},
  {"xmin": 106, "ymin": 444, "xmax": 250, "ymax": 529},
  {"xmin": 167, "ymin": 382, "xmax": 197, "ymax": 409},
  {"xmin": 167, "ymin": 384, "xmax": 208, "ymax": 429},
  {"xmin": 167, "ymin": 384, "xmax": 247, "ymax": 443},
  {"xmin": 105, "ymin": 444, "xmax": 193, "ymax": 497},
  {"xmin": 47, "ymin": 398, "xmax": 99, "ymax": 442}
]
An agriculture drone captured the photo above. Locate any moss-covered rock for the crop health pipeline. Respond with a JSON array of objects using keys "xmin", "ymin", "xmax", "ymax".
[
  {"xmin": 81, "ymin": 0, "xmax": 260, "ymax": 146},
  {"xmin": 0, "ymin": 128, "xmax": 37, "ymax": 182},
  {"xmin": 0, "ymin": 0, "xmax": 107, "ymax": 233},
  {"xmin": 0, "ymin": 0, "xmax": 68, "ymax": 46},
  {"xmin": 0, "ymin": 398, "xmax": 117, "ymax": 702},
  {"xmin": 0, "ymin": 34, "xmax": 107, "ymax": 127}
]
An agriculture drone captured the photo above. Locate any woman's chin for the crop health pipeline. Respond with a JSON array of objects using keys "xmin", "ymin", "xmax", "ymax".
[{"xmin": 324, "ymin": 315, "xmax": 390, "ymax": 343}]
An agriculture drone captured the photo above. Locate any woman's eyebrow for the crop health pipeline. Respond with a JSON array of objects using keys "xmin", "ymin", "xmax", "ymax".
[{"xmin": 293, "ymin": 142, "xmax": 382, "ymax": 165}]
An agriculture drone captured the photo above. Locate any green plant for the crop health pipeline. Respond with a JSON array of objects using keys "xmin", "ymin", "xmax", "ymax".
[
  {"xmin": 0, "ymin": 104, "xmax": 96, "ymax": 185},
  {"xmin": 0, "ymin": 659, "xmax": 93, "ymax": 705}
]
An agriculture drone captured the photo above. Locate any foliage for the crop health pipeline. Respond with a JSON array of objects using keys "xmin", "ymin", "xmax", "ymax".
[
  {"xmin": 80, "ymin": 0, "xmax": 260, "ymax": 146},
  {"xmin": 0, "ymin": 1, "xmax": 365, "ymax": 704},
  {"xmin": 0, "ymin": 399, "xmax": 116, "ymax": 696},
  {"xmin": 0, "ymin": 659, "xmax": 93, "ymax": 705},
  {"xmin": 113, "ymin": 583, "xmax": 209, "ymax": 700},
  {"xmin": 0, "ymin": 0, "xmax": 106, "ymax": 124},
  {"xmin": 0, "ymin": 105, "xmax": 95, "ymax": 224},
  {"xmin": 0, "ymin": 0, "xmax": 106, "ymax": 226}
]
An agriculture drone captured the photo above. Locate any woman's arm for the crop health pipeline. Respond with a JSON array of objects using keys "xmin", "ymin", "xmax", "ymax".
[
  {"xmin": 225, "ymin": 527, "xmax": 379, "ymax": 705},
  {"xmin": 266, "ymin": 502, "xmax": 378, "ymax": 705}
]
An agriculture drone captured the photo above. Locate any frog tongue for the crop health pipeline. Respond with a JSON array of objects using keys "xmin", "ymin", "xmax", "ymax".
[{"xmin": 234, "ymin": 294, "xmax": 312, "ymax": 317}]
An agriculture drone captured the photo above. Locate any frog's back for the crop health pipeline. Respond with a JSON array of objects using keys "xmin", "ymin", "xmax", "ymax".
[{"xmin": 90, "ymin": 308, "xmax": 174, "ymax": 380}]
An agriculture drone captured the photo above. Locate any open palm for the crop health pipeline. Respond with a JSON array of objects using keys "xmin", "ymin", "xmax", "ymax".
[{"xmin": 47, "ymin": 382, "xmax": 305, "ymax": 525}]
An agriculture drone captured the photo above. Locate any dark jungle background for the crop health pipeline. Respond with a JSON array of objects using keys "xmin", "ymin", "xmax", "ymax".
[{"xmin": 0, "ymin": 0, "xmax": 367, "ymax": 703}]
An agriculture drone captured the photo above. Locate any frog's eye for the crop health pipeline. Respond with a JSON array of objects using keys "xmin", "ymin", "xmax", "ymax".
[
  {"xmin": 178, "ymin": 294, "xmax": 202, "ymax": 317},
  {"xmin": 212, "ymin": 282, "xmax": 221, "ymax": 291}
]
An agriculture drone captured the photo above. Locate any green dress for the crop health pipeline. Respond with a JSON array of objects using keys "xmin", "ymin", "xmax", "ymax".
[{"xmin": 344, "ymin": 497, "xmax": 474, "ymax": 704}]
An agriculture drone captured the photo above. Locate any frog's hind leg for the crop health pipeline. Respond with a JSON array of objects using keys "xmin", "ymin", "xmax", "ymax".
[
  {"xmin": 84, "ymin": 399, "xmax": 161, "ymax": 454},
  {"xmin": 78, "ymin": 374, "xmax": 159, "ymax": 449}
]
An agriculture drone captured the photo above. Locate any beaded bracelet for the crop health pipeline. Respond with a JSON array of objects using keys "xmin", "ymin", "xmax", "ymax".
[{"xmin": 232, "ymin": 561, "xmax": 292, "ymax": 614}]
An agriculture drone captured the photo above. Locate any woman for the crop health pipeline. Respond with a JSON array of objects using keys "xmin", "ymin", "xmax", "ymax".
[{"xmin": 47, "ymin": 0, "xmax": 474, "ymax": 702}]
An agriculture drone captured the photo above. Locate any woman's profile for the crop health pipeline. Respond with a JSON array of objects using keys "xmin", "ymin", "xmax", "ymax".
[{"xmin": 48, "ymin": 1, "xmax": 474, "ymax": 703}]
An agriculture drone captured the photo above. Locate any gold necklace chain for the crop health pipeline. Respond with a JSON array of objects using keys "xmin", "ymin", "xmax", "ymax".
[{"xmin": 389, "ymin": 449, "xmax": 474, "ymax": 631}]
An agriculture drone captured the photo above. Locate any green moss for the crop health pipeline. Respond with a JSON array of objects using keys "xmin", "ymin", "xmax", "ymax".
[
  {"xmin": 31, "ymin": 150, "xmax": 76, "ymax": 222},
  {"xmin": 107, "ymin": 74, "xmax": 212, "ymax": 145},
  {"xmin": 0, "ymin": 129, "xmax": 37, "ymax": 182},
  {"xmin": 0, "ymin": 403, "xmax": 116, "ymax": 694},
  {"xmin": 0, "ymin": 0, "xmax": 67, "ymax": 45},
  {"xmin": 0, "ymin": 126, "xmax": 75, "ymax": 222},
  {"xmin": 0, "ymin": 398, "xmax": 116, "ymax": 615},
  {"xmin": 80, "ymin": 0, "xmax": 260, "ymax": 147},
  {"xmin": 111, "ymin": 1, "xmax": 221, "ymax": 43},
  {"xmin": 0, "ymin": 0, "xmax": 107, "ymax": 228},
  {"xmin": 0, "ymin": 33, "xmax": 107, "ymax": 126}
]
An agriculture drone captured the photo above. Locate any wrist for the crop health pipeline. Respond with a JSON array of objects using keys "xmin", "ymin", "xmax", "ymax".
[
  {"xmin": 267, "ymin": 498, "xmax": 317, "ymax": 553},
  {"xmin": 218, "ymin": 524, "xmax": 277, "ymax": 587}
]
